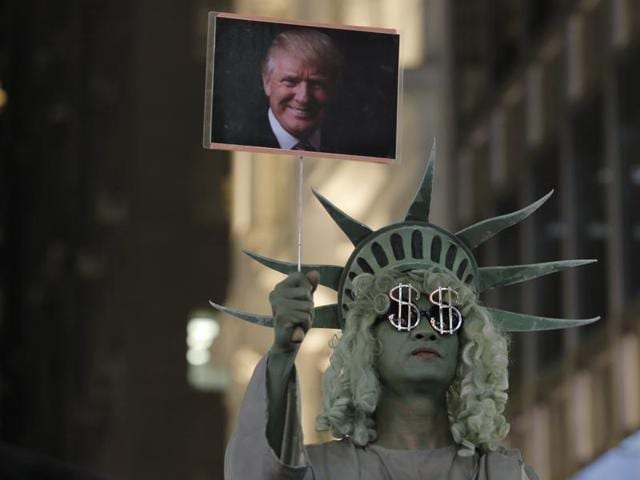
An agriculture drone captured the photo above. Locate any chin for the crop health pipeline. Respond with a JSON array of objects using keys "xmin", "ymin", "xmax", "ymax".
[
  {"xmin": 288, "ymin": 126, "xmax": 317, "ymax": 138},
  {"xmin": 403, "ymin": 369, "xmax": 456, "ymax": 388}
]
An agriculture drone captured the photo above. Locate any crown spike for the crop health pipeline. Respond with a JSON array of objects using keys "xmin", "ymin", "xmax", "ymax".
[
  {"xmin": 209, "ymin": 301, "xmax": 341, "ymax": 330},
  {"xmin": 209, "ymin": 301, "xmax": 273, "ymax": 327},
  {"xmin": 456, "ymin": 190, "xmax": 554, "ymax": 249},
  {"xmin": 243, "ymin": 250, "xmax": 343, "ymax": 291},
  {"xmin": 404, "ymin": 139, "xmax": 436, "ymax": 222},
  {"xmin": 312, "ymin": 189, "xmax": 373, "ymax": 246},
  {"xmin": 313, "ymin": 304, "xmax": 341, "ymax": 329},
  {"xmin": 479, "ymin": 259, "xmax": 596, "ymax": 292},
  {"xmin": 487, "ymin": 307, "xmax": 600, "ymax": 332}
]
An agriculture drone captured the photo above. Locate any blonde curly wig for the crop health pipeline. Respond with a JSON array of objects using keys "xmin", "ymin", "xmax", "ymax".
[{"xmin": 315, "ymin": 267, "xmax": 510, "ymax": 457}]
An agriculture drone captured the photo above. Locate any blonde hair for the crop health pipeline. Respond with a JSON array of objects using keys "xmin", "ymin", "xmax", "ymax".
[
  {"xmin": 315, "ymin": 268, "xmax": 510, "ymax": 457},
  {"xmin": 262, "ymin": 29, "xmax": 342, "ymax": 79}
]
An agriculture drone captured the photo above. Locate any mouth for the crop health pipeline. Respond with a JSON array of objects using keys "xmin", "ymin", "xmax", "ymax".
[
  {"xmin": 287, "ymin": 105, "xmax": 316, "ymax": 118},
  {"xmin": 411, "ymin": 347, "xmax": 441, "ymax": 359}
]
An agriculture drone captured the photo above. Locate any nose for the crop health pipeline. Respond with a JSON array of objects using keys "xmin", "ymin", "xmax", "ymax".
[
  {"xmin": 410, "ymin": 317, "xmax": 438, "ymax": 342},
  {"xmin": 411, "ymin": 330, "xmax": 438, "ymax": 342},
  {"xmin": 293, "ymin": 82, "xmax": 310, "ymax": 103}
]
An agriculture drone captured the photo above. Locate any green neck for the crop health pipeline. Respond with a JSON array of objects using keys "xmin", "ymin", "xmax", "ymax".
[{"xmin": 373, "ymin": 385, "xmax": 454, "ymax": 450}]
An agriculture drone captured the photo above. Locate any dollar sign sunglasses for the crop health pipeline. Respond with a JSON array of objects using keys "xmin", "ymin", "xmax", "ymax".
[{"xmin": 383, "ymin": 283, "xmax": 463, "ymax": 335}]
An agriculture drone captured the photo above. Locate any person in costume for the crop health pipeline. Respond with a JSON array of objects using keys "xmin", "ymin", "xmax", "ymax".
[{"xmin": 212, "ymin": 143, "xmax": 598, "ymax": 479}]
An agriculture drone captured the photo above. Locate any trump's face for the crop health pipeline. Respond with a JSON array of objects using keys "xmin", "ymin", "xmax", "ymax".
[{"xmin": 262, "ymin": 52, "xmax": 334, "ymax": 139}]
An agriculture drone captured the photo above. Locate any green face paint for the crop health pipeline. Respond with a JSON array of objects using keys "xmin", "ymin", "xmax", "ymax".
[{"xmin": 373, "ymin": 293, "xmax": 459, "ymax": 395}]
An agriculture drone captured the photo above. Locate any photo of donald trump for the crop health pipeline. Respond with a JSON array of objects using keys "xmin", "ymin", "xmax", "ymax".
[
  {"xmin": 260, "ymin": 29, "xmax": 342, "ymax": 151},
  {"xmin": 206, "ymin": 15, "xmax": 400, "ymax": 162}
]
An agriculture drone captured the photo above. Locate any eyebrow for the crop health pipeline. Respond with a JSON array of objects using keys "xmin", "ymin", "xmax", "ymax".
[{"xmin": 279, "ymin": 72, "xmax": 329, "ymax": 81}]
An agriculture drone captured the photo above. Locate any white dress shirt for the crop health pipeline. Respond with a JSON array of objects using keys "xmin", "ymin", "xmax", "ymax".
[{"xmin": 268, "ymin": 109, "xmax": 321, "ymax": 150}]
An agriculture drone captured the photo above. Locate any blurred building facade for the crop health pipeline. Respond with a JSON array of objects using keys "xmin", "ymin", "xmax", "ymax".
[
  {"xmin": 450, "ymin": 0, "xmax": 640, "ymax": 478},
  {"xmin": 1, "ymin": 0, "xmax": 232, "ymax": 478}
]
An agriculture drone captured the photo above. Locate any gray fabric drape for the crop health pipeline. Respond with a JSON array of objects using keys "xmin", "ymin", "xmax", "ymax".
[{"xmin": 224, "ymin": 353, "xmax": 539, "ymax": 480}]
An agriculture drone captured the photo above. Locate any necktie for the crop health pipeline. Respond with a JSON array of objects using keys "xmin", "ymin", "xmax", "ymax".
[{"xmin": 292, "ymin": 141, "xmax": 316, "ymax": 151}]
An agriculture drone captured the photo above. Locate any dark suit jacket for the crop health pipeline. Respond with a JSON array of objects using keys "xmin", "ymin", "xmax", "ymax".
[
  {"xmin": 213, "ymin": 110, "xmax": 346, "ymax": 154},
  {"xmin": 212, "ymin": 104, "xmax": 397, "ymax": 159}
]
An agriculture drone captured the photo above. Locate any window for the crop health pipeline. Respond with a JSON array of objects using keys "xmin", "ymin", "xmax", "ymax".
[
  {"xmin": 571, "ymin": 94, "xmax": 608, "ymax": 335},
  {"xmin": 532, "ymin": 143, "xmax": 565, "ymax": 367},
  {"xmin": 495, "ymin": 192, "xmax": 525, "ymax": 387},
  {"xmin": 617, "ymin": 48, "xmax": 640, "ymax": 302}
]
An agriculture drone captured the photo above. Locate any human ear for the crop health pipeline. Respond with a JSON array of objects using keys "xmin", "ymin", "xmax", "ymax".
[{"xmin": 262, "ymin": 73, "xmax": 271, "ymax": 96}]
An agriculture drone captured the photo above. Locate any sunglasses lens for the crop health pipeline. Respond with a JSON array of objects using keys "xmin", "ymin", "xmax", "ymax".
[
  {"xmin": 428, "ymin": 304, "xmax": 463, "ymax": 335},
  {"xmin": 385, "ymin": 283, "xmax": 464, "ymax": 333},
  {"xmin": 387, "ymin": 299, "xmax": 420, "ymax": 331}
]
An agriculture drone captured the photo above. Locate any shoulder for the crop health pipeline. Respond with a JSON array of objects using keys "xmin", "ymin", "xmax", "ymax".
[
  {"xmin": 305, "ymin": 437, "xmax": 356, "ymax": 457},
  {"xmin": 320, "ymin": 118, "xmax": 395, "ymax": 159},
  {"xmin": 304, "ymin": 438, "xmax": 361, "ymax": 478},
  {"xmin": 479, "ymin": 447, "xmax": 539, "ymax": 480},
  {"xmin": 215, "ymin": 109, "xmax": 279, "ymax": 148},
  {"xmin": 250, "ymin": 110, "xmax": 279, "ymax": 148}
]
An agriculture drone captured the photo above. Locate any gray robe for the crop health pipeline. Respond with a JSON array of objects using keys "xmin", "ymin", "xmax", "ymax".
[{"xmin": 225, "ymin": 354, "xmax": 539, "ymax": 480}]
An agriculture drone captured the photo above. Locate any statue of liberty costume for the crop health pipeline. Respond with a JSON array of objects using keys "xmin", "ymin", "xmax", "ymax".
[{"xmin": 212, "ymin": 143, "xmax": 598, "ymax": 479}]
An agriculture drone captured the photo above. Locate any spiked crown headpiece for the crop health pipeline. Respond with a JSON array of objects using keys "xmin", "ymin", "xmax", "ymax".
[{"xmin": 211, "ymin": 142, "xmax": 599, "ymax": 332}]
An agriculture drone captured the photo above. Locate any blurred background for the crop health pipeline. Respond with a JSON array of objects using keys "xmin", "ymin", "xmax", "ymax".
[{"xmin": 1, "ymin": 0, "xmax": 639, "ymax": 479}]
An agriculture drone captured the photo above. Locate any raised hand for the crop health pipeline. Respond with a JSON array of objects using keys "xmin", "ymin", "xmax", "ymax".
[{"xmin": 269, "ymin": 271, "xmax": 320, "ymax": 353}]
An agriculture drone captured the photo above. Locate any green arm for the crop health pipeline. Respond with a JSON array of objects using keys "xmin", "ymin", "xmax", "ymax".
[{"xmin": 266, "ymin": 349, "xmax": 297, "ymax": 459}]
